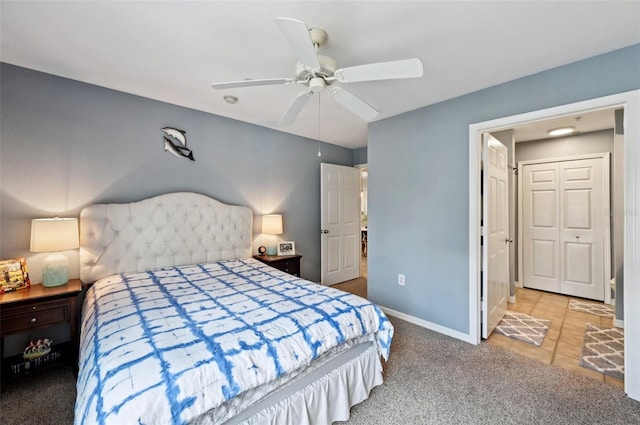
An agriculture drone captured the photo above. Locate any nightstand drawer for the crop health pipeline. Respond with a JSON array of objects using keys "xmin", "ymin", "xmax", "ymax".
[
  {"xmin": 0, "ymin": 298, "xmax": 69, "ymax": 335},
  {"xmin": 253, "ymin": 254, "xmax": 302, "ymax": 277},
  {"xmin": 277, "ymin": 260, "xmax": 299, "ymax": 275}
]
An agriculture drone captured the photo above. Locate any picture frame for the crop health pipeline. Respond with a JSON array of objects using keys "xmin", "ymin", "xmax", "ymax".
[
  {"xmin": 277, "ymin": 241, "xmax": 296, "ymax": 256},
  {"xmin": 0, "ymin": 257, "xmax": 31, "ymax": 294}
]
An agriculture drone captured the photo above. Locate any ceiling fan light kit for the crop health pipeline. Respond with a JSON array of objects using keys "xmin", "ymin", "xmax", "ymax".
[{"xmin": 211, "ymin": 17, "xmax": 424, "ymax": 126}]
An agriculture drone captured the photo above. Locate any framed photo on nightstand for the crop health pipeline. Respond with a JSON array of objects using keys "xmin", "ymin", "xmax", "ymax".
[
  {"xmin": 0, "ymin": 257, "xmax": 31, "ymax": 293},
  {"xmin": 277, "ymin": 241, "xmax": 295, "ymax": 256}
]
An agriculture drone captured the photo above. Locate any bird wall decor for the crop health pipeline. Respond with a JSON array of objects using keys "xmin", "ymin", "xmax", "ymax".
[{"xmin": 161, "ymin": 127, "xmax": 194, "ymax": 161}]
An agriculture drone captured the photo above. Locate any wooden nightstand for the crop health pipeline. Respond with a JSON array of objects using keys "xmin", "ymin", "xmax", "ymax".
[
  {"xmin": 253, "ymin": 254, "xmax": 302, "ymax": 277},
  {"xmin": 0, "ymin": 279, "xmax": 82, "ymax": 377}
]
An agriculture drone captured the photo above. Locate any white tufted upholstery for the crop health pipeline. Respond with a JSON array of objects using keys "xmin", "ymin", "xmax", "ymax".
[{"xmin": 80, "ymin": 192, "xmax": 252, "ymax": 283}]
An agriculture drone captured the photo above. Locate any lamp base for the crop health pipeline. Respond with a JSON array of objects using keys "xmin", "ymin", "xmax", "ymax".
[
  {"xmin": 266, "ymin": 246, "xmax": 277, "ymax": 256},
  {"xmin": 42, "ymin": 253, "xmax": 69, "ymax": 287}
]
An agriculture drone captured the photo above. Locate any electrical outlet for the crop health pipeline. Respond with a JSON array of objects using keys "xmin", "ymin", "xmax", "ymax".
[{"xmin": 398, "ymin": 274, "xmax": 405, "ymax": 286}]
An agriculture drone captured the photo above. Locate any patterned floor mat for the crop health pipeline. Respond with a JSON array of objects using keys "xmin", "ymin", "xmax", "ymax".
[
  {"xmin": 569, "ymin": 300, "xmax": 614, "ymax": 317},
  {"xmin": 580, "ymin": 323, "xmax": 624, "ymax": 380},
  {"xmin": 494, "ymin": 312, "xmax": 551, "ymax": 346}
]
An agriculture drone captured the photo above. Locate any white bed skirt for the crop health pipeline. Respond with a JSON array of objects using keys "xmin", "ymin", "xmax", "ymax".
[{"xmin": 223, "ymin": 343, "xmax": 383, "ymax": 425}]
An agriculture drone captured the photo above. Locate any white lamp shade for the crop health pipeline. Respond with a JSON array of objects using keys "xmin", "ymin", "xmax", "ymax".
[
  {"xmin": 262, "ymin": 214, "xmax": 283, "ymax": 235},
  {"xmin": 30, "ymin": 218, "xmax": 80, "ymax": 253}
]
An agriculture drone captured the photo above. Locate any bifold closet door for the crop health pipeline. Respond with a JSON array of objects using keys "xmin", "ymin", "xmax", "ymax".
[
  {"xmin": 522, "ymin": 157, "xmax": 606, "ymax": 301},
  {"xmin": 522, "ymin": 162, "xmax": 561, "ymax": 293}
]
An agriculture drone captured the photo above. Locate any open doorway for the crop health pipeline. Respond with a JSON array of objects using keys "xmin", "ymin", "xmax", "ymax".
[
  {"xmin": 469, "ymin": 90, "xmax": 640, "ymax": 401},
  {"xmin": 356, "ymin": 164, "xmax": 368, "ymax": 280},
  {"xmin": 482, "ymin": 109, "xmax": 622, "ymax": 386},
  {"xmin": 330, "ymin": 164, "xmax": 369, "ymax": 299},
  {"xmin": 488, "ymin": 109, "xmax": 618, "ymax": 307}
]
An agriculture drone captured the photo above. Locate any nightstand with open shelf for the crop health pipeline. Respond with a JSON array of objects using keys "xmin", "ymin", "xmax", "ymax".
[{"xmin": 0, "ymin": 279, "xmax": 82, "ymax": 379}]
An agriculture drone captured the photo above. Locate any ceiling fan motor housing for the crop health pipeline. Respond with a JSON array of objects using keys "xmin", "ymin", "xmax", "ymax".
[
  {"xmin": 296, "ymin": 54, "xmax": 337, "ymax": 83},
  {"xmin": 309, "ymin": 77, "xmax": 326, "ymax": 93}
]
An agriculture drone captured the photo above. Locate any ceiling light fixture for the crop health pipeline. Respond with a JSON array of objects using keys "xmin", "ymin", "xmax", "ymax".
[
  {"xmin": 224, "ymin": 95, "xmax": 238, "ymax": 104},
  {"xmin": 548, "ymin": 126, "xmax": 575, "ymax": 136}
]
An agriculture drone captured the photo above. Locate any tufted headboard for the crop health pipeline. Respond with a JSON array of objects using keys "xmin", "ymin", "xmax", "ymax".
[{"xmin": 79, "ymin": 192, "xmax": 253, "ymax": 284}]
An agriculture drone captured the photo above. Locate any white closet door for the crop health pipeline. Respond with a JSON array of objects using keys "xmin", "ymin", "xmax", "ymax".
[
  {"xmin": 522, "ymin": 156, "xmax": 607, "ymax": 301},
  {"xmin": 559, "ymin": 158, "xmax": 605, "ymax": 300},
  {"xmin": 522, "ymin": 162, "xmax": 561, "ymax": 293}
]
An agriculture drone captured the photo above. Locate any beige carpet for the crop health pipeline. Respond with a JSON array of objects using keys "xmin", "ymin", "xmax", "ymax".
[
  {"xmin": 333, "ymin": 276, "xmax": 367, "ymax": 299},
  {"xmin": 331, "ymin": 256, "xmax": 368, "ymax": 299}
]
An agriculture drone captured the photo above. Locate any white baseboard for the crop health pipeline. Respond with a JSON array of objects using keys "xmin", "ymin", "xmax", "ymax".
[
  {"xmin": 514, "ymin": 280, "xmax": 522, "ymax": 288},
  {"xmin": 509, "ymin": 295, "xmax": 516, "ymax": 304},
  {"xmin": 614, "ymin": 318, "xmax": 624, "ymax": 329},
  {"xmin": 379, "ymin": 305, "xmax": 475, "ymax": 344}
]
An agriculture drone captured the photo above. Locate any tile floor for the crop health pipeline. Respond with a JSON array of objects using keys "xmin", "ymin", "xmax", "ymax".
[{"xmin": 486, "ymin": 287, "xmax": 624, "ymax": 389}]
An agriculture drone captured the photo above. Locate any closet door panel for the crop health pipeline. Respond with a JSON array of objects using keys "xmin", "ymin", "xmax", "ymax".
[{"xmin": 522, "ymin": 163, "xmax": 560, "ymax": 293}]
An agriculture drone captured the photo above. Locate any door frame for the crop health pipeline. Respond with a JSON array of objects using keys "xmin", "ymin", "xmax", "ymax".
[
  {"xmin": 355, "ymin": 163, "xmax": 368, "ymax": 268},
  {"xmin": 518, "ymin": 153, "xmax": 611, "ymax": 304},
  {"xmin": 468, "ymin": 89, "xmax": 640, "ymax": 401}
]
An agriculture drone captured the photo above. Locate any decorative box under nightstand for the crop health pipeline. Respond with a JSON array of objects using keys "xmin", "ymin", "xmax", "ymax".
[
  {"xmin": 253, "ymin": 254, "xmax": 302, "ymax": 277},
  {"xmin": 0, "ymin": 279, "xmax": 82, "ymax": 378}
]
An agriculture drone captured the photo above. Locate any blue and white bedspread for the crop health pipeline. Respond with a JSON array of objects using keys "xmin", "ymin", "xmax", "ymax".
[{"xmin": 75, "ymin": 258, "xmax": 393, "ymax": 425}]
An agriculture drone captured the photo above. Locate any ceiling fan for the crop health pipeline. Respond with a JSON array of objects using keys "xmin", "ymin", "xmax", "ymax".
[{"xmin": 211, "ymin": 17, "xmax": 424, "ymax": 125}]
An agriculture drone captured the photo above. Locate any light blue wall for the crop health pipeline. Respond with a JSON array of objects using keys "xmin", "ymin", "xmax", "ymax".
[
  {"xmin": 353, "ymin": 147, "xmax": 367, "ymax": 165},
  {"xmin": 367, "ymin": 44, "xmax": 640, "ymax": 334},
  {"xmin": 0, "ymin": 63, "xmax": 354, "ymax": 283}
]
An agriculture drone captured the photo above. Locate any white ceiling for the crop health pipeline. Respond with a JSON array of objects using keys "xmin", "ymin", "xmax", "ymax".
[
  {"xmin": 513, "ymin": 108, "xmax": 617, "ymax": 143},
  {"xmin": 1, "ymin": 1, "xmax": 639, "ymax": 149}
]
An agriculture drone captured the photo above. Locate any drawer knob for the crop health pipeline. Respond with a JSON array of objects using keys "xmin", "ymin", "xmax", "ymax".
[{"xmin": 31, "ymin": 318, "xmax": 37, "ymax": 323}]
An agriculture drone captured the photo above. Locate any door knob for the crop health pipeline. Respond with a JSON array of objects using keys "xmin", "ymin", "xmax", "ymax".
[
  {"xmin": 505, "ymin": 238, "xmax": 513, "ymax": 243},
  {"xmin": 321, "ymin": 229, "xmax": 329, "ymax": 234}
]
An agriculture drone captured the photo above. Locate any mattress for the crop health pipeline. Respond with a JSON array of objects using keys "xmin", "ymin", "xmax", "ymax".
[{"xmin": 75, "ymin": 258, "xmax": 393, "ymax": 424}]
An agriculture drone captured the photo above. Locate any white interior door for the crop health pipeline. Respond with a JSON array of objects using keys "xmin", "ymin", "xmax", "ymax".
[
  {"xmin": 321, "ymin": 163, "xmax": 360, "ymax": 285},
  {"xmin": 522, "ymin": 162, "xmax": 561, "ymax": 292},
  {"xmin": 482, "ymin": 135, "xmax": 509, "ymax": 338},
  {"xmin": 521, "ymin": 155, "xmax": 609, "ymax": 301},
  {"xmin": 559, "ymin": 158, "xmax": 607, "ymax": 300}
]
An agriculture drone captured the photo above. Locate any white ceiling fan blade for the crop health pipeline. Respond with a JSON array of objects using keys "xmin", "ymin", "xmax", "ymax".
[
  {"xmin": 278, "ymin": 91, "xmax": 313, "ymax": 126},
  {"xmin": 328, "ymin": 87, "xmax": 380, "ymax": 122},
  {"xmin": 275, "ymin": 17, "xmax": 321, "ymax": 71},
  {"xmin": 211, "ymin": 78, "xmax": 295, "ymax": 90},
  {"xmin": 334, "ymin": 58, "xmax": 423, "ymax": 83}
]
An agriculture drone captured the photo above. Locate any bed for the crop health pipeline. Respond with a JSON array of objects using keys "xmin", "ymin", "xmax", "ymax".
[{"xmin": 74, "ymin": 192, "xmax": 393, "ymax": 425}]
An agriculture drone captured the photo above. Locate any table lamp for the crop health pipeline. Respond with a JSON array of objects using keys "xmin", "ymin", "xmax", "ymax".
[
  {"xmin": 30, "ymin": 217, "xmax": 79, "ymax": 287},
  {"xmin": 262, "ymin": 214, "xmax": 283, "ymax": 255}
]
